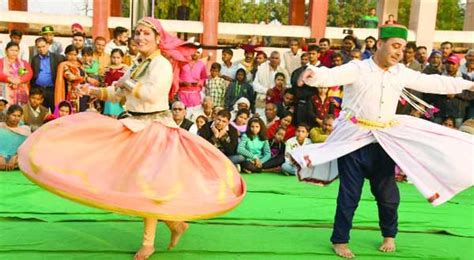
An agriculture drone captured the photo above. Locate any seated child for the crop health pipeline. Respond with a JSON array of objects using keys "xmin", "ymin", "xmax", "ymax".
[
  {"xmin": 266, "ymin": 72, "xmax": 286, "ymax": 104},
  {"xmin": 205, "ymin": 63, "xmax": 227, "ymax": 108},
  {"xmin": 189, "ymin": 115, "xmax": 208, "ymax": 135},
  {"xmin": 282, "ymin": 123, "xmax": 311, "ymax": 175},
  {"xmin": 21, "ymin": 87, "xmax": 50, "ymax": 132},
  {"xmin": 44, "ymin": 100, "xmax": 74, "ymax": 122},
  {"xmin": 230, "ymin": 108, "xmax": 250, "ymax": 136},
  {"xmin": 237, "ymin": 117, "xmax": 271, "ymax": 173},
  {"xmin": 261, "ymin": 127, "xmax": 286, "ymax": 172}
]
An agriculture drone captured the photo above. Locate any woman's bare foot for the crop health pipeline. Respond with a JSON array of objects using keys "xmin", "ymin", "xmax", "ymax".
[
  {"xmin": 332, "ymin": 243, "xmax": 355, "ymax": 258},
  {"xmin": 166, "ymin": 221, "xmax": 189, "ymax": 250},
  {"xmin": 379, "ymin": 237, "xmax": 396, "ymax": 253},
  {"xmin": 133, "ymin": 245, "xmax": 155, "ymax": 260}
]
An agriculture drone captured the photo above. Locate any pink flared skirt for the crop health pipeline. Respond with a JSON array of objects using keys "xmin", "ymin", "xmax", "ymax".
[{"xmin": 18, "ymin": 112, "xmax": 246, "ymax": 221}]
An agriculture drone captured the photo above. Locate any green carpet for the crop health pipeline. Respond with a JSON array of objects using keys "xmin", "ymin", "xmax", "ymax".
[{"xmin": 0, "ymin": 171, "xmax": 473, "ymax": 259}]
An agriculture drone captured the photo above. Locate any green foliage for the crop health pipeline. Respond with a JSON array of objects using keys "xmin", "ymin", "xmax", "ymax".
[
  {"xmin": 436, "ymin": 0, "xmax": 464, "ymax": 30},
  {"xmin": 397, "ymin": 0, "xmax": 411, "ymax": 27},
  {"xmin": 219, "ymin": 0, "xmax": 289, "ymax": 24},
  {"xmin": 327, "ymin": 0, "xmax": 377, "ymax": 27},
  {"xmin": 120, "ymin": 0, "xmax": 465, "ymax": 31},
  {"xmin": 153, "ymin": 0, "xmax": 201, "ymax": 20},
  {"xmin": 122, "ymin": 0, "xmax": 130, "ymax": 17},
  {"xmin": 398, "ymin": 0, "xmax": 464, "ymax": 30}
]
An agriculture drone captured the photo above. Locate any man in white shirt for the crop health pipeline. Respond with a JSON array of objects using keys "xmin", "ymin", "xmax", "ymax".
[
  {"xmin": 72, "ymin": 33, "xmax": 86, "ymax": 59},
  {"xmin": 282, "ymin": 39, "xmax": 301, "ymax": 76},
  {"xmin": 292, "ymin": 24, "xmax": 474, "ymax": 259},
  {"xmin": 220, "ymin": 48, "xmax": 238, "ymax": 82},
  {"xmin": 253, "ymin": 51, "xmax": 289, "ymax": 117},
  {"xmin": 105, "ymin": 26, "xmax": 129, "ymax": 55}
]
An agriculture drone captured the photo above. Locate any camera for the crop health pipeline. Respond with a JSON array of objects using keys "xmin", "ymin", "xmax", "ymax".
[{"xmin": 343, "ymin": 29, "xmax": 353, "ymax": 35}]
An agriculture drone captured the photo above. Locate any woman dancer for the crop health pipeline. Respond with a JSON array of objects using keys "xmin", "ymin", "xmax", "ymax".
[{"xmin": 18, "ymin": 17, "xmax": 245, "ymax": 260}]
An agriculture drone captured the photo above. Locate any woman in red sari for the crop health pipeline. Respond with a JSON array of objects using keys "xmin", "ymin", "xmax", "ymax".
[{"xmin": 0, "ymin": 42, "xmax": 33, "ymax": 106}]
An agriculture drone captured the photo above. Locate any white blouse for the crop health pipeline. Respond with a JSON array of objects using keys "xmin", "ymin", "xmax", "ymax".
[{"xmin": 103, "ymin": 52, "xmax": 173, "ymax": 113}]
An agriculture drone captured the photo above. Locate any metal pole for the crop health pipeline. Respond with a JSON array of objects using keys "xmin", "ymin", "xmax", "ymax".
[
  {"xmin": 131, "ymin": 0, "xmax": 152, "ymax": 30},
  {"xmin": 151, "ymin": 0, "xmax": 155, "ymax": 18}
]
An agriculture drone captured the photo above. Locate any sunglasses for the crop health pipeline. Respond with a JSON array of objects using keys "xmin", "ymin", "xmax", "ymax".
[{"xmin": 172, "ymin": 108, "xmax": 184, "ymax": 111}]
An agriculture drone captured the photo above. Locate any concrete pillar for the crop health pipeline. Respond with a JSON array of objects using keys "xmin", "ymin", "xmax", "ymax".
[
  {"xmin": 289, "ymin": 0, "xmax": 305, "ymax": 26},
  {"xmin": 8, "ymin": 0, "xmax": 28, "ymax": 32},
  {"xmin": 308, "ymin": 0, "xmax": 328, "ymax": 39},
  {"xmin": 201, "ymin": 0, "xmax": 219, "ymax": 63},
  {"xmin": 110, "ymin": 0, "xmax": 123, "ymax": 17},
  {"xmin": 93, "ymin": 0, "xmax": 111, "ymax": 41},
  {"xmin": 409, "ymin": 0, "xmax": 438, "ymax": 52},
  {"xmin": 377, "ymin": 0, "xmax": 399, "ymax": 26},
  {"xmin": 464, "ymin": 0, "xmax": 474, "ymax": 31}
]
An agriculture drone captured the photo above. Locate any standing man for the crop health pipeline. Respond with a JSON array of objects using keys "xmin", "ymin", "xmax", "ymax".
[
  {"xmin": 292, "ymin": 24, "xmax": 474, "ymax": 259},
  {"xmin": 8, "ymin": 29, "xmax": 29, "ymax": 61},
  {"xmin": 340, "ymin": 35, "xmax": 357, "ymax": 64},
  {"xmin": 71, "ymin": 23, "xmax": 93, "ymax": 47},
  {"xmin": 402, "ymin": 43, "xmax": 422, "ymax": 72},
  {"xmin": 176, "ymin": 0, "xmax": 191, "ymax": 40},
  {"xmin": 282, "ymin": 39, "xmax": 301, "ymax": 76},
  {"xmin": 72, "ymin": 33, "xmax": 86, "ymax": 59},
  {"xmin": 93, "ymin": 36, "xmax": 110, "ymax": 79},
  {"xmin": 318, "ymin": 38, "xmax": 334, "ymax": 68},
  {"xmin": 38, "ymin": 26, "xmax": 63, "ymax": 56},
  {"xmin": 415, "ymin": 46, "xmax": 429, "ymax": 69},
  {"xmin": 440, "ymin": 41, "xmax": 454, "ymax": 62},
  {"xmin": 290, "ymin": 45, "xmax": 320, "ymax": 125},
  {"xmin": 253, "ymin": 51, "xmax": 289, "ymax": 117},
  {"xmin": 178, "ymin": 48, "xmax": 208, "ymax": 116},
  {"xmin": 360, "ymin": 8, "xmax": 379, "ymax": 28},
  {"xmin": 397, "ymin": 42, "xmax": 423, "ymax": 115},
  {"xmin": 105, "ymin": 27, "xmax": 129, "ymax": 55},
  {"xmin": 30, "ymin": 37, "xmax": 64, "ymax": 111},
  {"xmin": 237, "ymin": 45, "xmax": 257, "ymax": 82},
  {"xmin": 220, "ymin": 48, "xmax": 238, "ymax": 82}
]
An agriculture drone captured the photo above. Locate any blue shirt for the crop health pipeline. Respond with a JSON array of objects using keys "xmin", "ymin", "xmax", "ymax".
[{"xmin": 35, "ymin": 53, "xmax": 54, "ymax": 87}]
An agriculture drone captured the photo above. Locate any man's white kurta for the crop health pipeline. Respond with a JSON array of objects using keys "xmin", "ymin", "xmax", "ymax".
[{"xmin": 291, "ymin": 58, "xmax": 474, "ymax": 206}]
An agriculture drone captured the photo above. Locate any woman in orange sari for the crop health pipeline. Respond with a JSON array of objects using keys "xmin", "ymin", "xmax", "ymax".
[
  {"xmin": 0, "ymin": 42, "xmax": 33, "ymax": 106},
  {"xmin": 54, "ymin": 44, "xmax": 89, "ymax": 112}
]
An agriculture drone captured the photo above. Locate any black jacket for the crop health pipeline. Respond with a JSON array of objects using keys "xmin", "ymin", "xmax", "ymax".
[
  {"xmin": 30, "ymin": 52, "xmax": 64, "ymax": 88},
  {"xmin": 199, "ymin": 122, "xmax": 239, "ymax": 156},
  {"xmin": 179, "ymin": 118, "xmax": 194, "ymax": 131}
]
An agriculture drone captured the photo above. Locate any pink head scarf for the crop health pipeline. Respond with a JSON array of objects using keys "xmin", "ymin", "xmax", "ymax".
[
  {"xmin": 137, "ymin": 17, "xmax": 196, "ymax": 100},
  {"xmin": 53, "ymin": 100, "xmax": 73, "ymax": 118}
]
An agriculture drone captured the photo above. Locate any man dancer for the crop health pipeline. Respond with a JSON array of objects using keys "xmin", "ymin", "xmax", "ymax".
[{"xmin": 292, "ymin": 24, "xmax": 474, "ymax": 258}]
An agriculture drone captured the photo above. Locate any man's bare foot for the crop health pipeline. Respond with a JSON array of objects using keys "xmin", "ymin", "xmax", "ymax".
[
  {"xmin": 166, "ymin": 221, "xmax": 189, "ymax": 250},
  {"xmin": 133, "ymin": 245, "xmax": 155, "ymax": 260},
  {"xmin": 379, "ymin": 237, "xmax": 396, "ymax": 253},
  {"xmin": 332, "ymin": 243, "xmax": 355, "ymax": 258}
]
